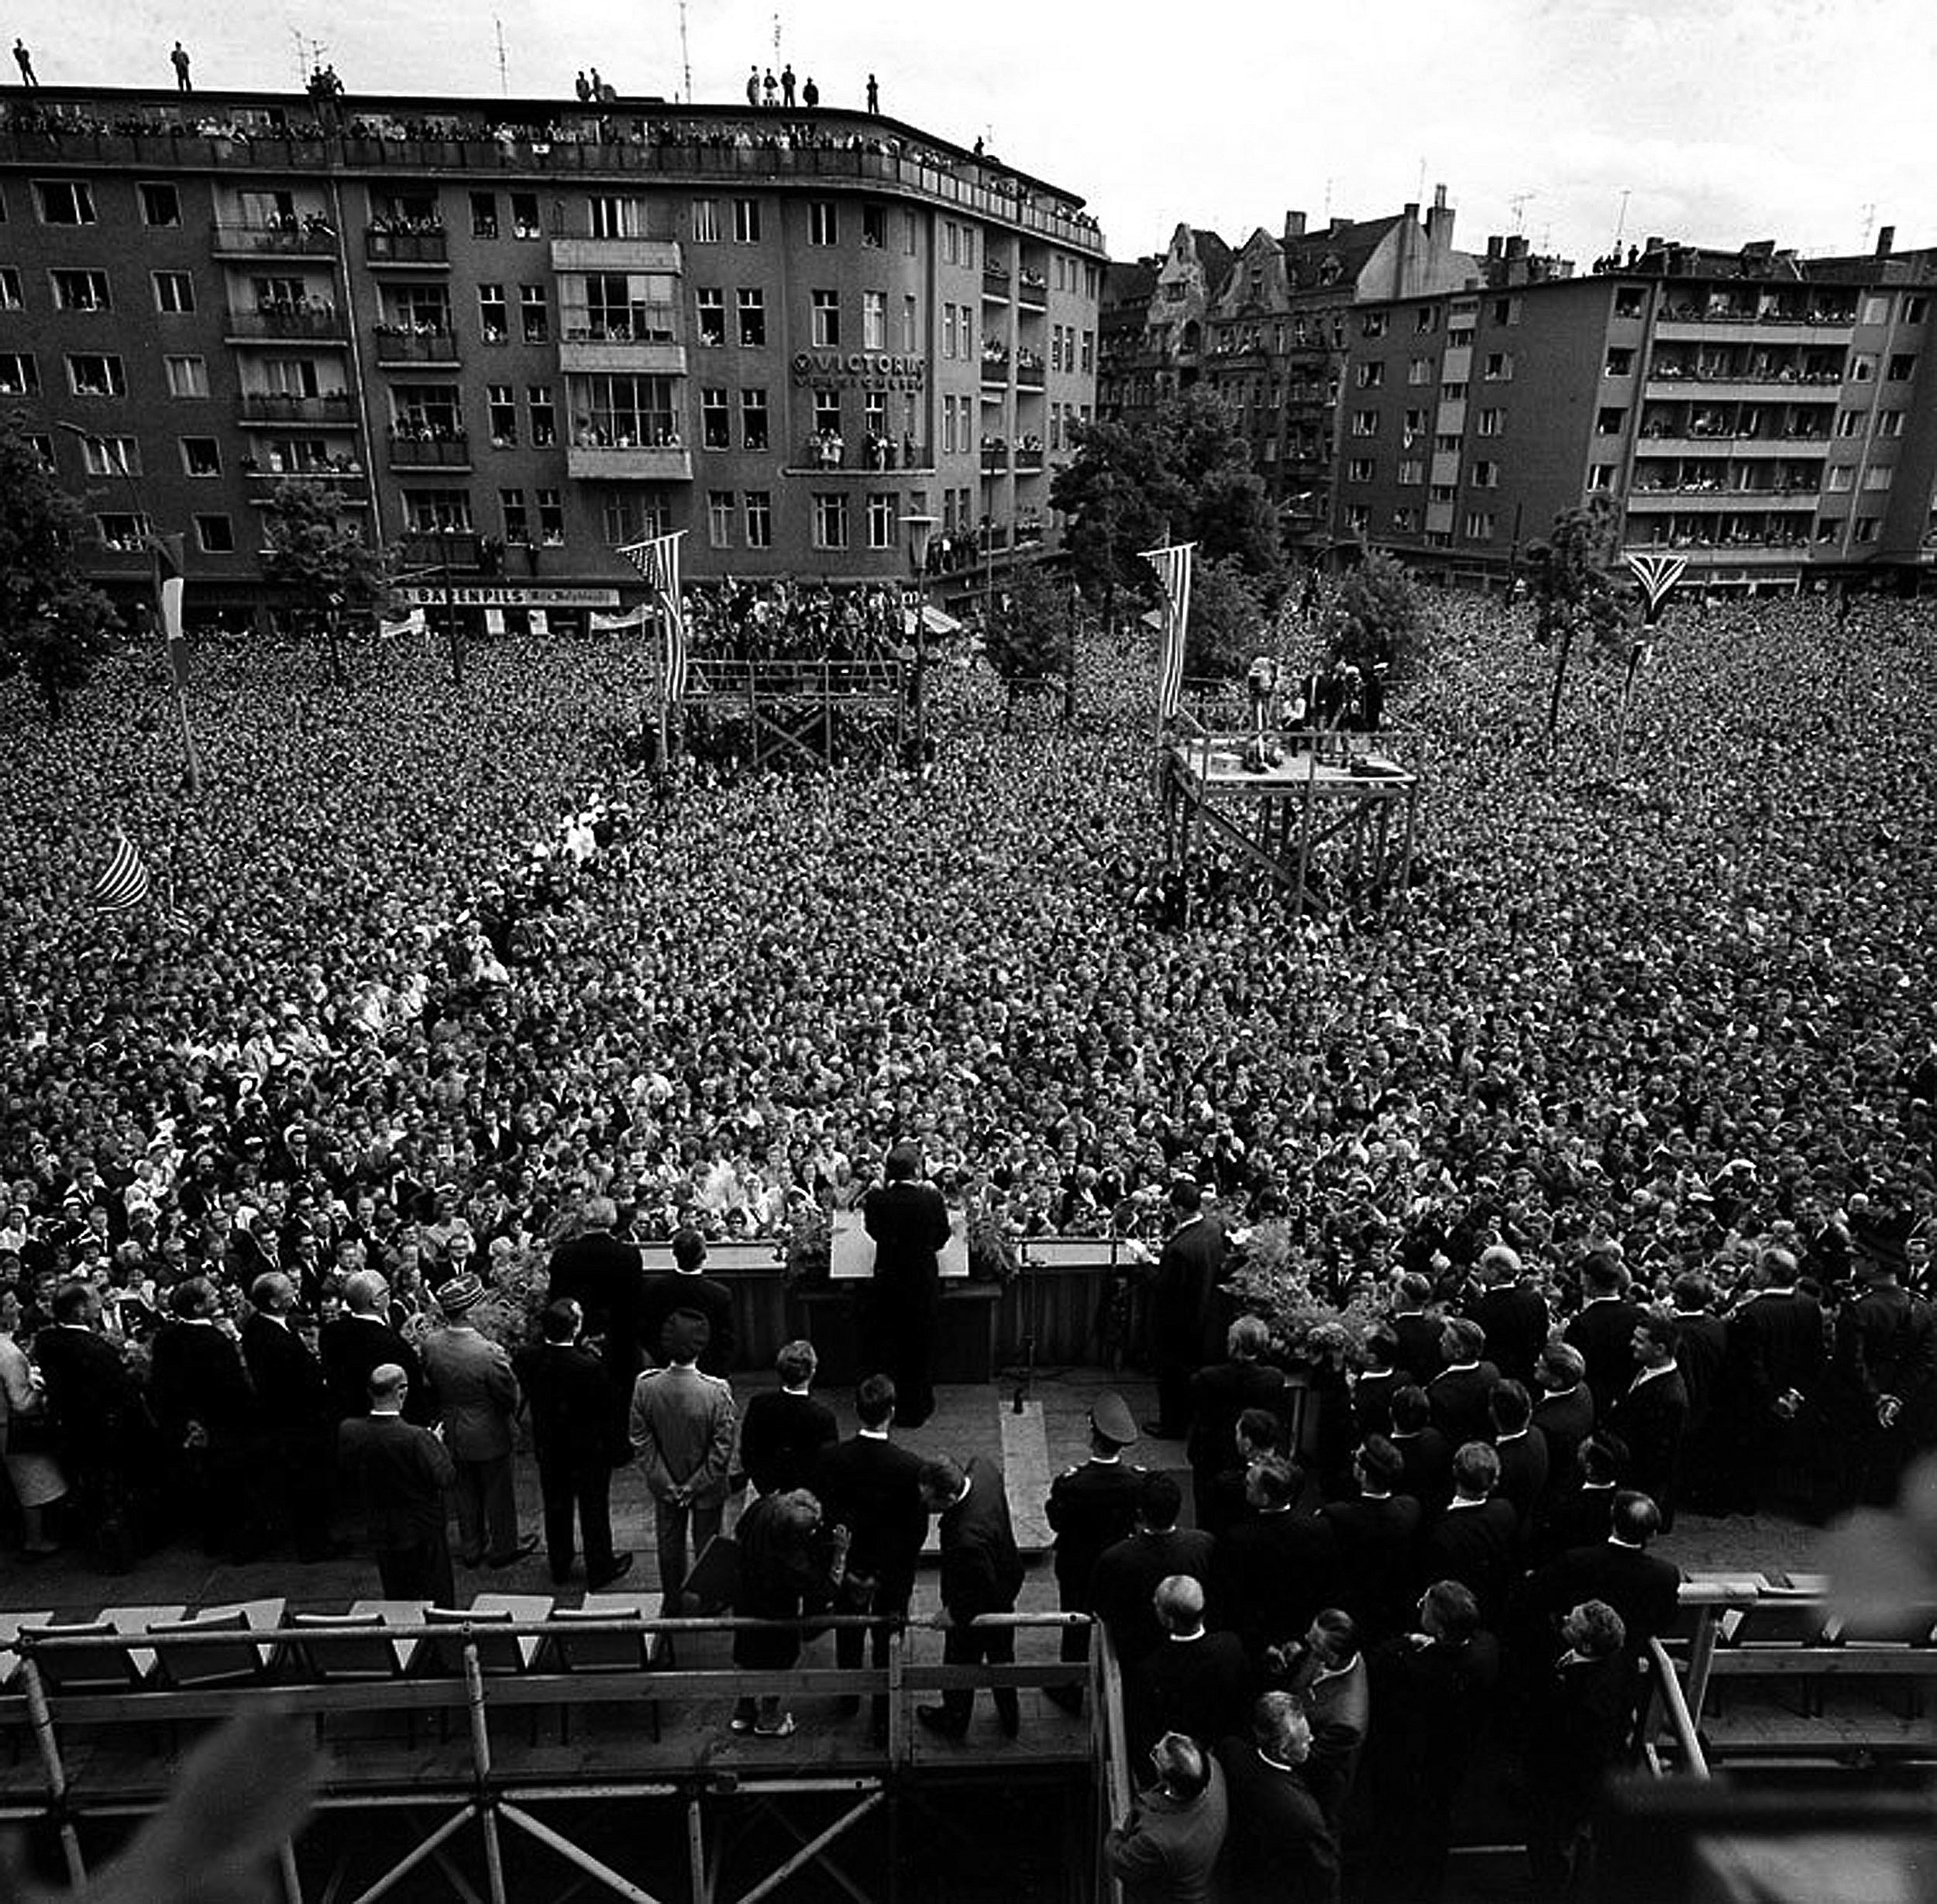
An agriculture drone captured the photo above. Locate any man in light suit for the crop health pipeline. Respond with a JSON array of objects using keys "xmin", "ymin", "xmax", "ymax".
[
  {"xmin": 337, "ymin": 1362, "xmax": 456, "ymax": 1605},
  {"xmin": 421, "ymin": 1272, "xmax": 533, "ymax": 1568},
  {"xmin": 629, "ymin": 1311, "xmax": 736, "ymax": 1603}
]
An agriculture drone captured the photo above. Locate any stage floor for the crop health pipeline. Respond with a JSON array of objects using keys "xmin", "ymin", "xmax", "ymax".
[{"xmin": 1168, "ymin": 736, "xmax": 1416, "ymax": 794}]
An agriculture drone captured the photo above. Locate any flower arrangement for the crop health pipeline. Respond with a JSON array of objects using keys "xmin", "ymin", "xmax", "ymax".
[
  {"xmin": 1224, "ymin": 1219, "xmax": 1384, "ymax": 1368},
  {"xmin": 783, "ymin": 1205, "xmax": 833, "ymax": 1290},
  {"xmin": 965, "ymin": 1210, "xmax": 1020, "ymax": 1286}
]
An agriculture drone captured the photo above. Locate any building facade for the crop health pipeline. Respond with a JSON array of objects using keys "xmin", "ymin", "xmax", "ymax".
[
  {"xmin": 0, "ymin": 88, "xmax": 1105, "ymax": 626},
  {"xmin": 1338, "ymin": 232, "xmax": 1937, "ymax": 591}
]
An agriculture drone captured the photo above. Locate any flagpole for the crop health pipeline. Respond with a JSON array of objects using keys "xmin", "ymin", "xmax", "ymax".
[{"xmin": 656, "ymin": 599, "xmax": 671, "ymax": 778}]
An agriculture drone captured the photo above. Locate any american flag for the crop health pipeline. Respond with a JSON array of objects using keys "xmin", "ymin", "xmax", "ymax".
[
  {"xmin": 91, "ymin": 830, "xmax": 152, "ymax": 914},
  {"xmin": 618, "ymin": 530, "xmax": 689, "ymax": 702},
  {"xmin": 1141, "ymin": 541, "xmax": 1196, "ymax": 721}
]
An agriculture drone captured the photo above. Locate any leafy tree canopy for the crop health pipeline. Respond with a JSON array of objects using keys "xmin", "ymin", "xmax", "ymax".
[
  {"xmin": 983, "ymin": 563, "xmax": 1077, "ymax": 690},
  {"xmin": 1323, "ymin": 550, "xmax": 1436, "ymax": 683}
]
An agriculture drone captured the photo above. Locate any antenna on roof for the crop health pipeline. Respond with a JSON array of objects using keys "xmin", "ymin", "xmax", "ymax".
[
  {"xmin": 678, "ymin": 0, "xmax": 693, "ymax": 102},
  {"xmin": 494, "ymin": 17, "xmax": 508, "ymax": 97},
  {"xmin": 1612, "ymin": 188, "xmax": 1631, "ymax": 255},
  {"xmin": 1509, "ymin": 191, "xmax": 1536, "ymax": 234},
  {"xmin": 1860, "ymin": 201, "xmax": 1877, "ymax": 250}
]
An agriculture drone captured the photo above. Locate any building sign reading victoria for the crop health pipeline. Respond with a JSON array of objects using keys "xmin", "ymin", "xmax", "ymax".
[{"xmin": 790, "ymin": 352, "xmax": 927, "ymax": 391}]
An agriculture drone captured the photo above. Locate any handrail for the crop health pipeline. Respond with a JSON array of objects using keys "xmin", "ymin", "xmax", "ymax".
[
  {"xmin": 1646, "ymin": 1637, "xmax": 1711, "ymax": 1778},
  {"xmin": 1093, "ymin": 1627, "xmax": 1133, "ymax": 1904}
]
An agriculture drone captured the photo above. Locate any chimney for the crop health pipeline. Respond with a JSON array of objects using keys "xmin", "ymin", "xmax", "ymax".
[
  {"xmin": 1284, "ymin": 209, "xmax": 1306, "ymax": 240},
  {"xmin": 1506, "ymin": 235, "xmax": 1529, "ymax": 260},
  {"xmin": 1425, "ymin": 184, "xmax": 1454, "ymax": 251},
  {"xmin": 1486, "ymin": 234, "xmax": 1503, "ymax": 262},
  {"xmin": 1402, "ymin": 201, "xmax": 1419, "ymax": 225},
  {"xmin": 1876, "ymin": 223, "xmax": 1895, "ymax": 258}
]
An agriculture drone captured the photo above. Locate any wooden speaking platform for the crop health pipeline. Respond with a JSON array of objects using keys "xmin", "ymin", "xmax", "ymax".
[{"xmin": 1160, "ymin": 726, "xmax": 1423, "ymax": 914}]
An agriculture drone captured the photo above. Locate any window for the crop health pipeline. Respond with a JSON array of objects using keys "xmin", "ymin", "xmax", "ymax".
[
  {"xmin": 1440, "ymin": 379, "xmax": 1467, "ymax": 401},
  {"xmin": 1361, "ymin": 312, "xmax": 1388, "ymax": 338},
  {"xmin": 1471, "ymin": 460, "xmax": 1498, "ymax": 488},
  {"xmin": 478, "ymin": 284, "xmax": 508, "ymax": 343},
  {"xmin": 862, "ymin": 291, "xmax": 886, "ymax": 350},
  {"xmin": 52, "ymin": 268, "xmax": 112, "ymax": 312},
  {"xmin": 1863, "ymin": 466, "xmax": 1893, "ymax": 491},
  {"xmin": 707, "ymin": 490, "xmax": 734, "ymax": 548},
  {"xmin": 0, "ymin": 267, "xmax": 19, "ymax": 309},
  {"xmin": 1862, "ymin": 297, "xmax": 1889, "ymax": 327},
  {"xmin": 487, "ymin": 384, "xmax": 517, "ymax": 446},
  {"xmin": 96, "ymin": 511, "xmax": 153, "ymax": 549},
  {"xmin": 744, "ymin": 491, "xmax": 772, "ymax": 547},
  {"xmin": 1477, "ymin": 407, "xmax": 1503, "ymax": 436},
  {"xmin": 1403, "ymin": 408, "xmax": 1428, "ymax": 440},
  {"xmin": 696, "ymin": 287, "xmax": 725, "ymax": 347},
  {"xmin": 68, "ymin": 353, "xmax": 126, "ymax": 397},
  {"xmin": 1393, "ymin": 506, "xmax": 1418, "ymax": 532},
  {"xmin": 1596, "ymin": 406, "xmax": 1626, "ymax": 434},
  {"xmin": 520, "ymin": 284, "xmax": 549, "ymax": 343},
  {"xmin": 1344, "ymin": 504, "xmax": 1369, "ymax": 534},
  {"xmin": 1588, "ymin": 464, "xmax": 1616, "ymax": 491},
  {"xmin": 194, "ymin": 514, "xmax": 234, "ymax": 554},
  {"xmin": 1483, "ymin": 351, "xmax": 1513, "ymax": 381},
  {"xmin": 139, "ymin": 181, "xmax": 181, "ymax": 227},
  {"xmin": 1463, "ymin": 509, "xmax": 1495, "ymax": 539},
  {"xmin": 942, "ymin": 304, "xmax": 957, "ymax": 360},
  {"xmin": 1398, "ymin": 458, "xmax": 1423, "ymax": 485},
  {"xmin": 78, "ymin": 435, "xmax": 138, "ymax": 475},
  {"xmin": 163, "ymin": 353, "xmax": 206, "ymax": 398},
  {"xmin": 1836, "ymin": 410, "xmax": 1863, "ymax": 438},
  {"xmin": 500, "ymin": 491, "xmax": 529, "ymax": 543},
  {"xmin": 1850, "ymin": 353, "xmax": 1876, "ymax": 383},
  {"xmin": 1347, "ymin": 457, "xmax": 1374, "ymax": 483},
  {"xmin": 867, "ymin": 492, "xmax": 896, "ymax": 548},
  {"xmin": 35, "ymin": 180, "xmax": 97, "ymax": 225},
  {"xmin": 528, "ymin": 385, "xmax": 556, "ymax": 446},
  {"xmin": 1853, "ymin": 516, "xmax": 1880, "ymax": 543},
  {"xmin": 1887, "ymin": 353, "xmax": 1917, "ymax": 381},
  {"xmin": 741, "ymin": 387, "xmax": 769, "ymax": 449},
  {"xmin": 1605, "ymin": 347, "xmax": 1634, "ymax": 377},
  {"xmin": 1877, "ymin": 409, "xmax": 1906, "ymax": 438},
  {"xmin": 1430, "ymin": 483, "xmax": 1457, "ymax": 504},
  {"xmin": 1906, "ymin": 296, "xmax": 1928, "ymax": 325},
  {"xmin": 941, "ymin": 394, "xmax": 958, "ymax": 455},
  {"xmin": 470, "ymin": 191, "xmax": 499, "ymax": 238},
  {"xmin": 812, "ymin": 491, "xmax": 848, "ymax": 549},
  {"xmin": 809, "ymin": 201, "xmax": 838, "ymax": 246},
  {"xmin": 1825, "ymin": 465, "xmax": 1856, "ymax": 494},
  {"xmin": 690, "ymin": 198, "xmax": 720, "ymax": 243},
  {"xmin": 1355, "ymin": 361, "xmax": 1385, "ymax": 388},
  {"xmin": 588, "ymin": 195, "xmax": 645, "ymax": 239},
  {"xmin": 1615, "ymin": 288, "xmax": 1646, "ymax": 320},
  {"xmin": 943, "ymin": 222, "xmax": 959, "ymax": 267},
  {"xmin": 1415, "ymin": 306, "xmax": 1440, "ymax": 335},
  {"xmin": 813, "ymin": 389, "xmax": 841, "ymax": 437},
  {"xmin": 1350, "ymin": 409, "xmax": 1378, "ymax": 436},
  {"xmin": 1433, "ymin": 432, "xmax": 1460, "ymax": 453},
  {"xmin": 733, "ymin": 198, "xmax": 762, "ymax": 243},
  {"xmin": 1081, "ymin": 329, "xmax": 1094, "ymax": 374},
  {"xmin": 1408, "ymin": 357, "xmax": 1434, "ymax": 385},
  {"xmin": 535, "ymin": 489, "xmax": 564, "ymax": 544},
  {"xmin": 701, "ymin": 387, "xmax": 730, "ymax": 448},
  {"xmin": 737, "ymin": 287, "xmax": 765, "ymax": 346},
  {"xmin": 180, "ymin": 437, "xmax": 219, "ymax": 477},
  {"xmin": 572, "ymin": 373, "xmax": 676, "ymax": 446},
  {"xmin": 1490, "ymin": 296, "xmax": 1520, "ymax": 325},
  {"xmin": 510, "ymin": 193, "xmax": 542, "ymax": 239},
  {"xmin": 153, "ymin": 270, "xmax": 195, "ymax": 314},
  {"xmin": 811, "ymin": 289, "xmax": 839, "ymax": 347}
]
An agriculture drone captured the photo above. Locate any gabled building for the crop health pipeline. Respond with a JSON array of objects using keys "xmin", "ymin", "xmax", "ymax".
[{"xmin": 1096, "ymin": 224, "xmax": 1231, "ymax": 425}]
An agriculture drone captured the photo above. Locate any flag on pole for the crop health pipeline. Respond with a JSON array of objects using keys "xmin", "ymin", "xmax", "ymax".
[
  {"xmin": 153, "ymin": 532, "xmax": 189, "ymax": 691},
  {"xmin": 91, "ymin": 830, "xmax": 152, "ymax": 914},
  {"xmin": 1141, "ymin": 540, "xmax": 1196, "ymax": 721},
  {"xmin": 1623, "ymin": 550, "xmax": 1687, "ymax": 625},
  {"xmin": 618, "ymin": 530, "xmax": 689, "ymax": 701},
  {"xmin": 378, "ymin": 606, "xmax": 428, "ymax": 642}
]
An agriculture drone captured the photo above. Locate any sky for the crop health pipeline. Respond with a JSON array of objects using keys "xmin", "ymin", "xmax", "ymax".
[{"xmin": 19, "ymin": 0, "xmax": 1936, "ymax": 270}]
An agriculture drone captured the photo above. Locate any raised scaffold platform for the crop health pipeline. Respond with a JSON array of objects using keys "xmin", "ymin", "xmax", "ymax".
[
  {"xmin": 683, "ymin": 659, "xmax": 907, "ymax": 771},
  {"xmin": 1160, "ymin": 725, "xmax": 1423, "ymax": 914}
]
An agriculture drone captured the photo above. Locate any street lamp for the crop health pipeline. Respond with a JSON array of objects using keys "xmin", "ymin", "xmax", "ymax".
[
  {"xmin": 434, "ymin": 522, "xmax": 465, "ymax": 690},
  {"xmin": 57, "ymin": 422, "xmax": 201, "ymax": 794},
  {"xmin": 899, "ymin": 512, "xmax": 938, "ymax": 770}
]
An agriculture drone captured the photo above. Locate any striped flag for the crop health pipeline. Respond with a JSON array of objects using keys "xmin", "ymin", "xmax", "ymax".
[
  {"xmin": 1623, "ymin": 550, "xmax": 1687, "ymax": 625},
  {"xmin": 618, "ymin": 530, "xmax": 689, "ymax": 702},
  {"xmin": 1141, "ymin": 540, "xmax": 1196, "ymax": 721},
  {"xmin": 91, "ymin": 830, "xmax": 152, "ymax": 914}
]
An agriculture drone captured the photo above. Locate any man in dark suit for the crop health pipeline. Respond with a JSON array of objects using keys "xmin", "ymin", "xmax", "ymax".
[
  {"xmin": 34, "ymin": 1279, "xmax": 157, "ymax": 1558},
  {"xmin": 1217, "ymin": 1692, "xmax": 1340, "ymax": 1904},
  {"xmin": 862, "ymin": 1144, "xmax": 951, "ymax": 1428},
  {"xmin": 738, "ymin": 1338, "xmax": 838, "ymax": 1496},
  {"xmin": 1388, "ymin": 1273, "xmax": 1444, "ymax": 1387},
  {"xmin": 1213, "ymin": 1453, "xmax": 1337, "ymax": 1673},
  {"xmin": 1524, "ymin": 1598, "xmax": 1631, "ymax": 1896},
  {"xmin": 1125, "ymin": 1572, "xmax": 1253, "ymax": 1758},
  {"xmin": 1090, "ymin": 1472, "xmax": 1217, "ymax": 1668},
  {"xmin": 319, "ymin": 1270, "xmax": 428, "ymax": 1424},
  {"xmin": 1044, "ymin": 1391, "xmax": 1145, "ymax": 1714},
  {"xmin": 1142, "ymin": 1179, "xmax": 1227, "ymax": 1439},
  {"xmin": 1426, "ymin": 1318, "xmax": 1501, "ymax": 1448},
  {"xmin": 1350, "ymin": 1327, "xmax": 1405, "ymax": 1442},
  {"xmin": 1487, "ymin": 1380, "xmax": 1549, "ymax": 1531},
  {"xmin": 1564, "ymin": 1251, "xmax": 1644, "ymax": 1420},
  {"xmin": 243, "ymin": 1269, "xmax": 337, "ymax": 1559},
  {"xmin": 515, "ymin": 1297, "xmax": 631, "ymax": 1588},
  {"xmin": 638, "ymin": 1226, "xmax": 736, "ymax": 1379},
  {"xmin": 336, "ymin": 1362, "xmax": 456, "ymax": 1605},
  {"xmin": 1188, "ymin": 1315, "xmax": 1288, "ymax": 1527},
  {"xmin": 148, "ymin": 1275, "xmax": 267, "ymax": 1561},
  {"xmin": 1608, "ymin": 1312, "xmax": 1689, "ymax": 1530},
  {"xmin": 1834, "ymin": 1232, "xmax": 1937, "ymax": 1506},
  {"xmin": 1668, "ymin": 1272, "xmax": 1731, "ymax": 1513},
  {"xmin": 1529, "ymin": 1431, "xmax": 1626, "ymax": 1566},
  {"xmin": 918, "ymin": 1451, "xmax": 1027, "ymax": 1739},
  {"xmin": 1530, "ymin": 1341, "xmax": 1595, "ymax": 1511},
  {"xmin": 1320, "ymin": 1436, "xmax": 1423, "ymax": 1644},
  {"xmin": 1726, "ymin": 1248, "xmax": 1826, "ymax": 1513},
  {"xmin": 1420, "ymin": 1441, "xmax": 1519, "ymax": 1626},
  {"xmin": 1467, "ymin": 1245, "xmax": 1549, "ymax": 1389},
  {"xmin": 1524, "ymin": 1490, "xmax": 1681, "ymax": 1660},
  {"xmin": 549, "ymin": 1196, "xmax": 649, "ymax": 1403},
  {"xmin": 814, "ymin": 1372, "xmax": 928, "ymax": 1740},
  {"xmin": 1388, "ymin": 1384, "xmax": 1452, "ymax": 1515}
]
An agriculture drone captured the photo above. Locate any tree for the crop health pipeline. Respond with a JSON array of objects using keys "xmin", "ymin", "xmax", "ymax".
[
  {"xmin": 0, "ymin": 411, "xmax": 115, "ymax": 721},
  {"xmin": 1188, "ymin": 556, "xmax": 1269, "ymax": 681},
  {"xmin": 259, "ymin": 482, "xmax": 395, "ymax": 685},
  {"xmin": 982, "ymin": 564, "xmax": 1078, "ymax": 725},
  {"xmin": 1323, "ymin": 550, "xmax": 1435, "ymax": 683},
  {"xmin": 1523, "ymin": 493, "xmax": 1639, "ymax": 745}
]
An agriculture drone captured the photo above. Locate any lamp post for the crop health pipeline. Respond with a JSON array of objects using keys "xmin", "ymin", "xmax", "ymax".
[
  {"xmin": 435, "ymin": 522, "xmax": 464, "ymax": 689},
  {"xmin": 57, "ymin": 422, "xmax": 201, "ymax": 794},
  {"xmin": 900, "ymin": 512, "xmax": 938, "ymax": 770}
]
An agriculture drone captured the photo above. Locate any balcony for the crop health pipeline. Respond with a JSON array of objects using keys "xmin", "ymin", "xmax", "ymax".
[
  {"xmin": 1017, "ymin": 271, "xmax": 1048, "ymax": 309},
  {"xmin": 237, "ymin": 391, "xmax": 356, "ymax": 426},
  {"xmin": 364, "ymin": 225, "xmax": 449, "ymax": 265},
  {"xmin": 1644, "ymin": 372, "xmax": 1842, "ymax": 404},
  {"xmin": 788, "ymin": 436, "xmax": 933, "ymax": 476},
  {"xmin": 564, "ymin": 442, "xmax": 693, "ymax": 480},
  {"xmin": 982, "ymin": 267, "xmax": 1012, "ymax": 303},
  {"xmin": 210, "ymin": 221, "xmax": 339, "ymax": 260},
  {"xmin": 1654, "ymin": 314, "xmax": 1852, "ymax": 346},
  {"xmin": 387, "ymin": 431, "xmax": 471, "ymax": 470},
  {"xmin": 1626, "ymin": 485, "xmax": 1821, "ymax": 511},
  {"xmin": 979, "ymin": 350, "xmax": 1010, "ymax": 387},
  {"xmin": 1015, "ymin": 356, "xmax": 1045, "ymax": 390},
  {"xmin": 227, "ymin": 306, "xmax": 346, "ymax": 343},
  {"xmin": 557, "ymin": 332, "xmax": 686, "ymax": 377},
  {"xmin": 1014, "ymin": 446, "xmax": 1044, "ymax": 471},
  {"xmin": 397, "ymin": 529, "xmax": 483, "ymax": 571},
  {"xmin": 981, "ymin": 443, "xmax": 1010, "ymax": 476},
  {"xmin": 373, "ymin": 326, "xmax": 461, "ymax": 366}
]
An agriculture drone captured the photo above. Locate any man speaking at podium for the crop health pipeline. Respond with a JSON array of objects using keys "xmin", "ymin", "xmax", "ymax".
[{"xmin": 863, "ymin": 1143, "xmax": 950, "ymax": 1428}]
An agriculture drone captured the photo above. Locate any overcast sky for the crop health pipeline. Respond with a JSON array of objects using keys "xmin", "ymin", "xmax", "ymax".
[{"xmin": 22, "ymin": 0, "xmax": 1932, "ymax": 270}]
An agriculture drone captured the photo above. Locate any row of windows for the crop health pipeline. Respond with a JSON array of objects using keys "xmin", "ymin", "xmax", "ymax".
[{"xmin": 0, "ymin": 265, "xmax": 199, "ymax": 313}]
